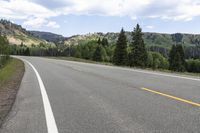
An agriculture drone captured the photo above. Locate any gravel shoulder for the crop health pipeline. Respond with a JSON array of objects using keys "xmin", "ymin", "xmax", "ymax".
[{"xmin": 0, "ymin": 58, "xmax": 24, "ymax": 127}]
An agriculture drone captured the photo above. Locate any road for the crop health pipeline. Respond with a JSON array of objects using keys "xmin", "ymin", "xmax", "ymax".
[{"xmin": 1, "ymin": 56, "xmax": 200, "ymax": 133}]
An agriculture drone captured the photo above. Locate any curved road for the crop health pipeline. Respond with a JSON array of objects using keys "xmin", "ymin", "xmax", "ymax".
[{"xmin": 1, "ymin": 56, "xmax": 200, "ymax": 133}]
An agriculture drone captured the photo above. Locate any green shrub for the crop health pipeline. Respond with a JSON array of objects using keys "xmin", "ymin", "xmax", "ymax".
[
  {"xmin": 186, "ymin": 59, "xmax": 200, "ymax": 73},
  {"xmin": 148, "ymin": 52, "xmax": 169, "ymax": 70}
]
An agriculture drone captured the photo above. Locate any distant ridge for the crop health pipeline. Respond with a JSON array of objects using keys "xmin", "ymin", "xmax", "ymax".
[
  {"xmin": 0, "ymin": 19, "xmax": 46, "ymax": 46},
  {"xmin": 30, "ymin": 31, "xmax": 64, "ymax": 43},
  {"xmin": 1, "ymin": 19, "xmax": 200, "ymax": 49},
  {"xmin": 64, "ymin": 32, "xmax": 200, "ymax": 48}
]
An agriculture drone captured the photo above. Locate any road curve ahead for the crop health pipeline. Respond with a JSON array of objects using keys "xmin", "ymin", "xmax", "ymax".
[{"xmin": 1, "ymin": 56, "xmax": 200, "ymax": 133}]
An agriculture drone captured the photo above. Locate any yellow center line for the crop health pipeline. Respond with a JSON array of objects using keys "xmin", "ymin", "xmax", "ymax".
[{"xmin": 141, "ymin": 87, "xmax": 200, "ymax": 107}]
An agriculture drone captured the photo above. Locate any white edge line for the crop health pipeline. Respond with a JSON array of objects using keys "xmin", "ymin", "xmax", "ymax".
[
  {"xmin": 23, "ymin": 59, "xmax": 59, "ymax": 133},
  {"xmin": 53, "ymin": 59, "xmax": 200, "ymax": 82}
]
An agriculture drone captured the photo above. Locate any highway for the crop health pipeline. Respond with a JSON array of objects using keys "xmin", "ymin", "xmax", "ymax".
[{"xmin": 1, "ymin": 56, "xmax": 200, "ymax": 133}]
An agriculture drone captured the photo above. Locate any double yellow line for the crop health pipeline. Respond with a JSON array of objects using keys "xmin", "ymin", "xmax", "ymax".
[{"xmin": 142, "ymin": 87, "xmax": 200, "ymax": 107}]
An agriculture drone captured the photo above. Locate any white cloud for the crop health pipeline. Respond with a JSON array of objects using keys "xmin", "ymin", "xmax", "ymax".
[
  {"xmin": 23, "ymin": 17, "xmax": 60, "ymax": 28},
  {"xmin": 1, "ymin": 0, "xmax": 200, "ymax": 28},
  {"xmin": 145, "ymin": 25, "xmax": 154, "ymax": 29},
  {"xmin": 23, "ymin": 18, "xmax": 47, "ymax": 28},
  {"xmin": 0, "ymin": 0, "xmax": 59, "ymax": 28},
  {"xmin": 57, "ymin": 0, "xmax": 151, "ymax": 17},
  {"xmin": 0, "ymin": 0, "xmax": 57, "ymax": 18},
  {"xmin": 46, "ymin": 21, "xmax": 60, "ymax": 28},
  {"xmin": 142, "ymin": 0, "xmax": 200, "ymax": 21},
  {"xmin": 56, "ymin": 0, "xmax": 200, "ymax": 21}
]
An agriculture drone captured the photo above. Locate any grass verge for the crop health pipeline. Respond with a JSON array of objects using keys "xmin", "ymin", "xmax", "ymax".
[
  {"xmin": 0, "ymin": 58, "xmax": 25, "ymax": 127},
  {"xmin": 48, "ymin": 56, "xmax": 200, "ymax": 77}
]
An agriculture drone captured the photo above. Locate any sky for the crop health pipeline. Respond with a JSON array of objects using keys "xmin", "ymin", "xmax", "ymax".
[{"xmin": 0, "ymin": 0, "xmax": 200, "ymax": 37}]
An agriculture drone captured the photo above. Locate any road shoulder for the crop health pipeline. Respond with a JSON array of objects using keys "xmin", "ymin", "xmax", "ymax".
[
  {"xmin": 0, "ymin": 58, "xmax": 47, "ymax": 133},
  {"xmin": 0, "ymin": 58, "xmax": 25, "ymax": 127}
]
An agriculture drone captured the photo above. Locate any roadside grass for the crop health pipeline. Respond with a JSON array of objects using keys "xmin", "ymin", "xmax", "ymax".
[
  {"xmin": 0, "ymin": 58, "xmax": 24, "ymax": 126},
  {"xmin": 48, "ymin": 56, "xmax": 200, "ymax": 78},
  {"xmin": 145, "ymin": 68, "xmax": 200, "ymax": 77},
  {"xmin": 0, "ymin": 58, "xmax": 24, "ymax": 86}
]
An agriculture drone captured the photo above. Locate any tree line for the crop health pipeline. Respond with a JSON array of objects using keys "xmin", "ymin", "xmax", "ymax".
[
  {"xmin": 0, "ymin": 35, "xmax": 10, "ymax": 68},
  {"xmin": 112, "ymin": 24, "xmax": 199, "ymax": 72},
  {"xmin": 8, "ymin": 24, "xmax": 200, "ymax": 73}
]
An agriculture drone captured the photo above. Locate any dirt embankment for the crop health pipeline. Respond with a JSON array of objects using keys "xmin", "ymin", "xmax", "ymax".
[{"xmin": 0, "ymin": 58, "xmax": 25, "ymax": 127}]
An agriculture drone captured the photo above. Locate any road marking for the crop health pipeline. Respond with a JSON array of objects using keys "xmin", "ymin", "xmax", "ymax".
[
  {"xmin": 53, "ymin": 58, "xmax": 200, "ymax": 82},
  {"xmin": 128, "ymin": 69, "xmax": 200, "ymax": 81},
  {"xmin": 23, "ymin": 59, "xmax": 59, "ymax": 133},
  {"xmin": 142, "ymin": 87, "xmax": 200, "ymax": 107}
]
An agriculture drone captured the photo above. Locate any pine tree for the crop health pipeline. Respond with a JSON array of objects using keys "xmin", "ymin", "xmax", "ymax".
[
  {"xmin": 82, "ymin": 45, "xmax": 90, "ymax": 59},
  {"xmin": 25, "ymin": 48, "xmax": 30, "ymax": 56},
  {"xmin": 93, "ymin": 44, "xmax": 107, "ymax": 62},
  {"xmin": 102, "ymin": 37, "xmax": 109, "ymax": 47},
  {"xmin": 129, "ymin": 24, "xmax": 147, "ymax": 67},
  {"xmin": 113, "ymin": 28, "xmax": 128, "ymax": 66},
  {"xmin": 74, "ymin": 47, "xmax": 81, "ymax": 58},
  {"xmin": 176, "ymin": 44, "xmax": 186, "ymax": 66},
  {"xmin": 97, "ymin": 38, "xmax": 101, "ymax": 45},
  {"xmin": 169, "ymin": 45, "xmax": 176, "ymax": 70},
  {"xmin": 169, "ymin": 44, "xmax": 186, "ymax": 71}
]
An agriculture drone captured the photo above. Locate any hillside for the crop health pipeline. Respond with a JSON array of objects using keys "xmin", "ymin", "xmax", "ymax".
[
  {"xmin": 64, "ymin": 32, "xmax": 200, "ymax": 48},
  {"xmin": 1, "ymin": 19, "xmax": 200, "ymax": 49},
  {"xmin": 0, "ymin": 19, "xmax": 46, "ymax": 46},
  {"xmin": 30, "ymin": 31, "xmax": 64, "ymax": 43}
]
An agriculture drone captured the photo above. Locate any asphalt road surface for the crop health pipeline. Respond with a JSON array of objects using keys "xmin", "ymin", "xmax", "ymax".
[{"xmin": 1, "ymin": 56, "xmax": 200, "ymax": 133}]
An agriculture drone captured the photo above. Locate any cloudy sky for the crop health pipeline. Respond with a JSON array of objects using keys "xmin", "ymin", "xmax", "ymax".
[{"xmin": 1, "ymin": 0, "xmax": 200, "ymax": 36}]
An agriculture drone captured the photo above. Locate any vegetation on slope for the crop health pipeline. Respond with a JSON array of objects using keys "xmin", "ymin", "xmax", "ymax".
[
  {"xmin": 64, "ymin": 32, "xmax": 200, "ymax": 48},
  {"xmin": 0, "ymin": 33, "xmax": 25, "ymax": 126},
  {"xmin": 30, "ymin": 31, "xmax": 64, "ymax": 43},
  {"xmin": 64, "ymin": 31, "xmax": 200, "ymax": 59},
  {"xmin": 0, "ymin": 19, "xmax": 46, "ymax": 46},
  {"xmin": 3, "ymin": 19, "xmax": 199, "ymax": 73}
]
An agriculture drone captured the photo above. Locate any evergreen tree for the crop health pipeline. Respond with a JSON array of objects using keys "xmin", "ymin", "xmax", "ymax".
[
  {"xmin": 102, "ymin": 38, "xmax": 109, "ymax": 47},
  {"xmin": 147, "ymin": 52, "xmax": 153, "ymax": 68},
  {"xmin": 82, "ymin": 45, "xmax": 90, "ymax": 59},
  {"xmin": 25, "ymin": 48, "xmax": 30, "ymax": 56},
  {"xmin": 129, "ymin": 24, "xmax": 147, "ymax": 67},
  {"xmin": 20, "ymin": 42, "xmax": 24, "ymax": 47},
  {"xmin": 176, "ymin": 44, "xmax": 186, "ymax": 66},
  {"xmin": 169, "ymin": 45, "xmax": 186, "ymax": 71},
  {"xmin": 93, "ymin": 44, "xmax": 107, "ymax": 62},
  {"xmin": 113, "ymin": 28, "xmax": 128, "ymax": 65},
  {"xmin": 97, "ymin": 38, "xmax": 101, "ymax": 45},
  {"xmin": 0, "ymin": 35, "xmax": 9, "ymax": 68},
  {"xmin": 172, "ymin": 33, "xmax": 183, "ymax": 44},
  {"xmin": 74, "ymin": 47, "xmax": 82, "ymax": 58}
]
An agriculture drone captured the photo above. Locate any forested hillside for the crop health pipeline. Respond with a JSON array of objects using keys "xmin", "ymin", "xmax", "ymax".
[
  {"xmin": 1, "ymin": 19, "xmax": 199, "ymax": 73},
  {"xmin": 65, "ymin": 32, "xmax": 200, "ymax": 47},
  {"xmin": 30, "ymin": 31, "xmax": 64, "ymax": 43},
  {"xmin": 0, "ymin": 19, "xmax": 46, "ymax": 46},
  {"xmin": 64, "ymin": 32, "xmax": 200, "ymax": 58}
]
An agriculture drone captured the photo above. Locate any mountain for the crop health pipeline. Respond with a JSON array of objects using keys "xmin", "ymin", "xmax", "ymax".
[
  {"xmin": 0, "ymin": 19, "xmax": 46, "ymax": 46},
  {"xmin": 30, "ymin": 31, "xmax": 64, "ymax": 43},
  {"xmin": 1, "ymin": 19, "xmax": 200, "ymax": 50},
  {"xmin": 64, "ymin": 32, "xmax": 200, "ymax": 48}
]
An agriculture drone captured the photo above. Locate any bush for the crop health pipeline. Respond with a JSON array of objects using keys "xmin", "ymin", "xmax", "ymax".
[
  {"xmin": 186, "ymin": 59, "xmax": 200, "ymax": 73},
  {"xmin": 148, "ymin": 52, "xmax": 169, "ymax": 70}
]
